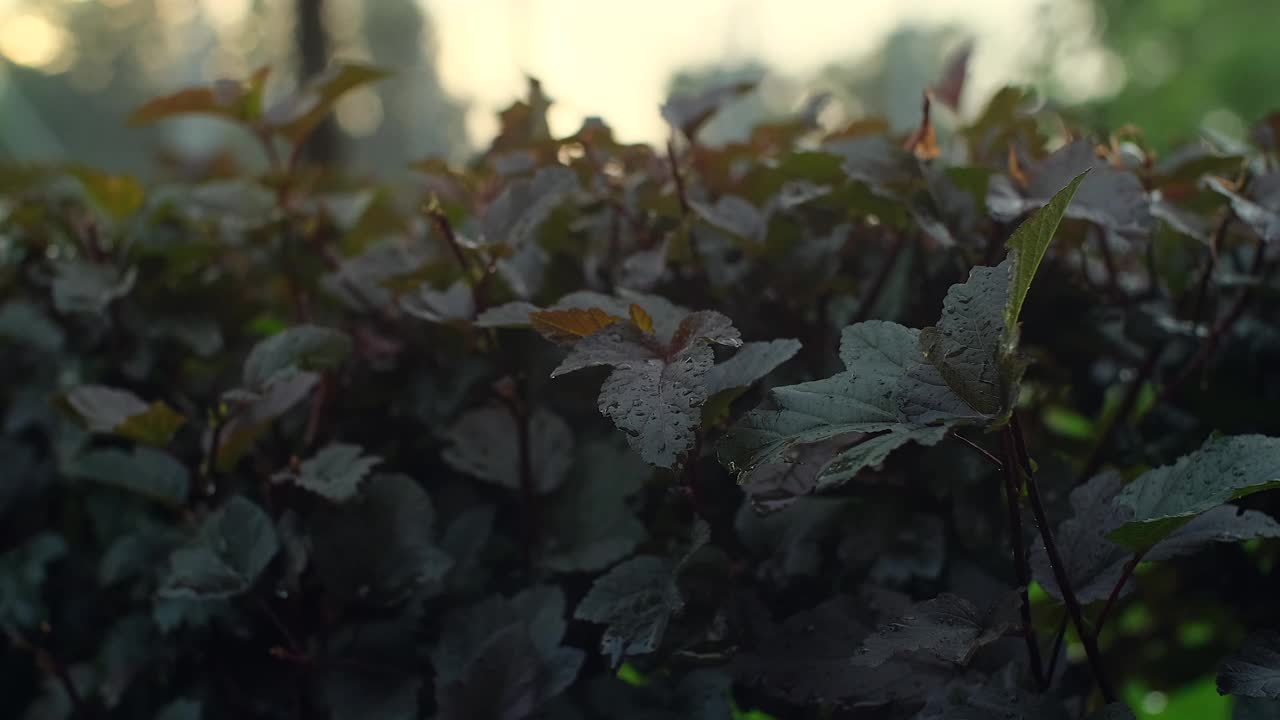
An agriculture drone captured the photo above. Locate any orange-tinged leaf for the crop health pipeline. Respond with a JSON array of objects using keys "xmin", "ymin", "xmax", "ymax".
[
  {"xmin": 629, "ymin": 304, "xmax": 654, "ymax": 333},
  {"xmin": 128, "ymin": 67, "xmax": 270, "ymax": 127},
  {"xmin": 263, "ymin": 62, "xmax": 392, "ymax": 145},
  {"xmin": 129, "ymin": 88, "xmax": 225, "ymax": 126},
  {"xmin": 903, "ymin": 93, "xmax": 940, "ymax": 161},
  {"xmin": 1007, "ymin": 145, "xmax": 1029, "ymax": 188},
  {"xmin": 530, "ymin": 307, "xmax": 623, "ymax": 344},
  {"xmin": 67, "ymin": 167, "xmax": 145, "ymax": 220},
  {"xmin": 115, "ymin": 401, "xmax": 187, "ymax": 446},
  {"xmin": 910, "ymin": 123, "xmax": 941, "ymax": 161}
]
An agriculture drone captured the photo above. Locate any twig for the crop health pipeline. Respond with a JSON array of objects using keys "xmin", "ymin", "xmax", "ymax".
[
  {"xmin": 1000, "ymin": 429, "xmax": 1047, "ymax": 690},
  {"xmin": 426, "ymin": 207, "xmax": 471, "ymax": 275},
  {"xmin": 1159, "ymin": 238, "xmax": 1267, "ymax": 404},
  {"xmin": 256, "ymin": 128, "xmax": 285, "ymax": 177},
  {"xmin": 852, "ymin": 231, "xmax": 907, "ymax": 324},
  {"xmin": 203, "ymin": 406, "xmax": 229, "ymax": 483},
  {"xmin": 302, "ymin": 371, "xmax": 333, "ymax": 451},
  {"xmin": 1013, "ymin": 419, "xmax": 1117, "ymax": 702},
  {"xmin": 1186, "ymin": 211, "xmax": 1234, "ymax": 326},
  {"xmin": 1044, "ymin": 615, "xmax": 1070, "ymax": 684},
  {"xmin": 1094, "ymin": 552, "xmax": 1145, "ymax": 641},
  {"xmin": 666, "ymin": 136, "xmax": 692, "ymax": 219},
  {"xmin": 6, "ymin": 625, "xmax": 88, "ymax": 717},
  {"xmin": 256, "ymin": 596, "xmax": 302, "ymax": 654},
  {"xmin": 950, "ymin": 430, "xmax": 1003, "ymax": 469}
]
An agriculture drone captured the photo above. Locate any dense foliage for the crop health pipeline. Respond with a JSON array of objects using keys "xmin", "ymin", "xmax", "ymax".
[{"xmin": 3, "ymin": 59, "xmax": 1280, "ymax": 720}]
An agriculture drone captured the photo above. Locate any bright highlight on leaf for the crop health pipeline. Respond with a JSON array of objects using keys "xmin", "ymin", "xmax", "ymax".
[
  {"xmin": 263, "ymin": 62, "xmax": 392, "ymax": 145},
  {"xmin": 67, "ymin": 167, "xmax": 146, "ymax": 220},
  {"xmin": 62, "ymin": 385, "xmax": 186, "ymax": 446},
  {"xmin": 128, "ymin": 66, "xmax": 270, "ymax": 126},
  {"xmin": 1003, "ymin": 169, "xmax": 1090, "ymax": 341},
  {"xmin": 1109, "ymin": 434, "xmax": 1280, "ymax": 549},
  {"xmin": 629, "ymin": 303, "xmax": 654, "ymax": 333},
  {"xmin": 529, "ymin": 306, "xmax": 624, "ymax": 344}
]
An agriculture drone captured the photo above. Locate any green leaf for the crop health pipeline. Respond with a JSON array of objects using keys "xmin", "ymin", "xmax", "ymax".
[
  {"xmin": 0, "ymin": 301, "xmax": 65, "ymax": 353},
  {"xmin": 443, "ymin": 407, "xmax": 573, "ymax": 494},
  {"xmin": 274, "ymin": 443, "xmax": 381, "ymax": 502},
  {"xmin": 66, "ymin": 447, "xmax": 190, "ymax": 505},
  {"xmin": 1235, "ymin": 698, "xmax": 1280, "ymax": 720},
  {"xmin": 216, "ymin": 368, "xmax": 319, "ymax": 471},
  {"xmin": 62, "ymin": 385, "xmax": 186, "ymax": 446},
  {"xmin": 704, "ymin": 339, "xmax": 802, "ymax": 396},
  {"xmin": 1205, "ymin": 173, "xmax": 1280, "ymax": 244},
  {"xmin": 853, "ymin": 592, "xmax": 1018, "ymax": 667},
  {"xmin": 721, "ymin": 320, "xmax": 977, "ymax": 502},
  {"xmin": 1003, "ymin": 169, "xmax": 1090, "ymax": 340},
  {"xmin": 51, "ymin": 261, "xmax": 136, "ymax": 316},
  {"xmin": 432, "ymin": 586, "xmax": 583, "ymax": 718},
  {"xmin": 0, "ymin": 533, "xmax": 66, "ymax": 628},
  {"xmin": 1109, "ymin": 435, "xmax": 1280, "ymax": 550},
  {"xmin": 574, "ymin": 555, "xmax": 683, "ymax": 668},
  {"xmin": 310, "ymin": 473, "xmax": 452, "ymax": 606},
  {"xmin": 66, "ymin": 167, "xmax": 146, "ymax": 221},
  {"xmin": 916, "ymin": 682, "xmax": 1070, "ymax": 720},
  {"xmin": 435, "ymin": 625, "xmax": 579, "ymax": 720},
  {"xmin": 989, "ymin": 141, "xmax": 1149, "ymax": 234},
  {"xmin": 689, "ymin": 195, "xmax": 767, "ymax": 247},
  {"xmin": 158, "ymin": 496, "xmax": 278, "ymax": 600},
  {"xmin": 919, "ymin": 261, "xmax": 1012, "ymax": 417},
  {"xmin": 1218, "ymin": 632, "xmax": 1280, "ymax": 700},
  {"xmin": 539, "ymin": 441, "xmax": 648, "ymax": 573},
  {"xmin": 128, "ymin": 67, "xmax": 270, "ymax": 126},
  {"xmin": 242, "ymin": 325, "xmax": 351, "ymax": 388},
  {"xmin": 1032, "ymin": 473, "xmax": 1280, "ymax": 604},
  {"xmin": 731, "ymin": 596, "xmax": 950, "ymax": 707},
  {"xmin": 479, "ymin": 165, "xmax": 578, "ymax": 249},
  {"xmin": 551, "ymin": 311, "xmax": 741, "ymax": 468},
  {"xmin": 263, "ymin": 62, "xmax": 391, "ymax": 144},
  {"xmin": 661, "ymin": 79, "xmax": 758, "ymax": 139}
]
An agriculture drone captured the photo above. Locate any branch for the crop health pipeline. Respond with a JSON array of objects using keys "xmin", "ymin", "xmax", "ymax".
[
  {"xmin": 666, "ymin": 135, "xmax": 692, "ymax": 220},
  {"xmin": 1159, "ymin": 238, "xmax": 1268, "ymax": 404},
  {"xmin": 301, "ymin": 370, "xmax": 333, "ymax": 452},
  {"xmin": 1094, "ymin": 551, "xmax": 1145, "ymax": 641},
  {"xmin": 6, "ymin": 625, "xmax": 88, "ymax": 717},
  {"xmin": 1000, "ymin": 428, "xmax": 1047, "ymax": 690},
  {"xmin": 426, "ymin": 205, "xmax": 488, "ymax": 313},
  {"xmin": 1044, "ymin": 615, "xmax": 1070, "ymax": 684},
  {"xmin": 950, "ymin": 430, "xmax": 1003, "ymax": 469},
  {"xmin": 1186, "ymin": 211, "xmax": 1234, "ymax": 326},
  {"xmin": 1012, "ymin": 418, "xmax": 1117, "ymax": 702}
]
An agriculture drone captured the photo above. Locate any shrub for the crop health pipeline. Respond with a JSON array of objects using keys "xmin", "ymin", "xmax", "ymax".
[{"xmin": 2, "ymin": 61, "xmax": 1280, "ymax": 720}]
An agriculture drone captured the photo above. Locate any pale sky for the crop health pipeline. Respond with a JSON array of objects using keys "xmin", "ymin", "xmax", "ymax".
[
  {"xmin": 0, "ymin": 0, "xmax": 1112, "ymax": 148},
  {"xmin": 423, "ymin": 0, "xmax": 1109, "ymax": 144}
]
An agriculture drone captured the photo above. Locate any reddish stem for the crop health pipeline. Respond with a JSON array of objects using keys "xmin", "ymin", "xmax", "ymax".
[
  {"xmin": 1001, "ymin": 428, "xmax": 1047, "ymax": 690},
  {"xmin": 1014, "ymin": 419, "xmax": 1117, "ymax": 702}
]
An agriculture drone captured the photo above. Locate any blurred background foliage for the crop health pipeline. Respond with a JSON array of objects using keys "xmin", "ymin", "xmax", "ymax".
[
  {"xmin": 2, "ymin": 1, "xmax": 1279, "ymax": 718},
  {"xmin": 2, "ymin": 0, "xmax": 1278, "ymax": 176}
]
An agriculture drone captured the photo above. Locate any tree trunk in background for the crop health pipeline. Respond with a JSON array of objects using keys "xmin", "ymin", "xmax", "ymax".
[{"xmin": 296, "ymin": 0, "xmax": 339, "ymax": 166}]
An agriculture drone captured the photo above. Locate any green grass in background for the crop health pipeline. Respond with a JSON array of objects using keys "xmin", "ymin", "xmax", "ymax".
[{"xmin": 1124, "ymin": 675, "xmax": 1231, "ymax": 719}]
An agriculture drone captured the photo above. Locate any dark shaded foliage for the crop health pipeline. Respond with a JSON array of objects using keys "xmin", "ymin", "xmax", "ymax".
[{"xmin": 2, "ymin": 60, "xmax": 1280, "ymax": 720}]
